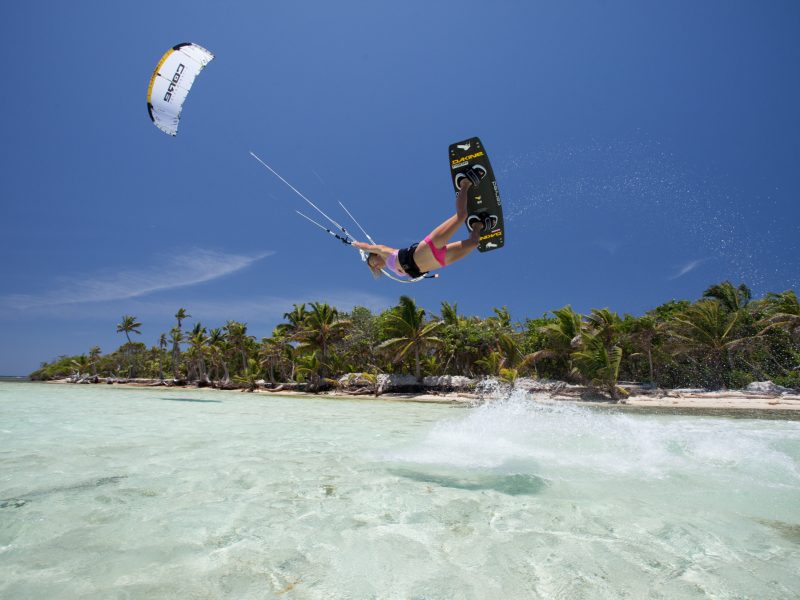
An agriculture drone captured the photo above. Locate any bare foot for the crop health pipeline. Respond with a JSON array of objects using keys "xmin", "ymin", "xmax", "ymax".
[{"xmin": 470, "ymin": 222, "xmax": 484, "ymax": 242}]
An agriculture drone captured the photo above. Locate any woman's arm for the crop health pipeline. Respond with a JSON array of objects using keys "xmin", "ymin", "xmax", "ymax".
[{"xmin": 353, "ymin": 241, "xmax": 395, "ymax": 257}]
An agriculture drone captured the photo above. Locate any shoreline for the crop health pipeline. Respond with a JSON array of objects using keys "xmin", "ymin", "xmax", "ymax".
[{"xmin": 33, "ymin": 378, "xmax": 800, "ymax": 419}]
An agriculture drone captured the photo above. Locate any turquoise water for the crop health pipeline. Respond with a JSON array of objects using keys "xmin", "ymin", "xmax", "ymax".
[{"xmin": 1, "ymin": 382, "xmax": 799, "ymax": 599}]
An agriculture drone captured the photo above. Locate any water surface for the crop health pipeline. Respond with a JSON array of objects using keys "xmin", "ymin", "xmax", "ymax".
[{"xmin": 1, "ymin": 382, "xmax": 799, "ymax": 599}]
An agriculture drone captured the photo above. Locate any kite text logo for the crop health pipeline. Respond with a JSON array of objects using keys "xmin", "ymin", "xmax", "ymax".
[{"xmin": 163, "ymin": 64, "xmax": 185, "ymax": 103}]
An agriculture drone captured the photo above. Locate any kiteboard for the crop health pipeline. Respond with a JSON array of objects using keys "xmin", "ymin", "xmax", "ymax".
[{"xmin": 449, "ymin": 137, "xmax": 504, "ymax": 252}]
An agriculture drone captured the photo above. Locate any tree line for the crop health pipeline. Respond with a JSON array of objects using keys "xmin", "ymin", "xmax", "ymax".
[{"xmin": 30, "ymin": 281, "xmax": 800, "ymax": 397}]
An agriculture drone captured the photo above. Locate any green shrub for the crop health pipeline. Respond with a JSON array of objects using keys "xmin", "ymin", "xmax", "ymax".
[
  {"xmin": 726, "ymin": 370, "xmax": 754, "ymax": 389},
  {"xmin": 773, "ymin": 372, "xmax": 800, "ymax": 391}
]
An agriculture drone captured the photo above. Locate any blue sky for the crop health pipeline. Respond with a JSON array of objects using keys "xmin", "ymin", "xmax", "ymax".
[{"xmin": 1, "ymin": 1, "xmax": 798, "ymax": 375}]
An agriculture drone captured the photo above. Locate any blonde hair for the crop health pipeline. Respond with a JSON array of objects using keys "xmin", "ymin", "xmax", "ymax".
[{"xmin": 367, "ymin": 253, "xmax": 383, "ymax": 279}]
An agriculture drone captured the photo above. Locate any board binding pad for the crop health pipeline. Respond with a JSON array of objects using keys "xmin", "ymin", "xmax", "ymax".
[{"xmin": 449, "ymin": 137, "xmax": 504, "ymax": 252}]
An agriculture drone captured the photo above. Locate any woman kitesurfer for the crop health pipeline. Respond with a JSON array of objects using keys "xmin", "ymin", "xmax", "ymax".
[{"xmin": 353, "ymin": 167, "xmax": 491, "ymax": 279}]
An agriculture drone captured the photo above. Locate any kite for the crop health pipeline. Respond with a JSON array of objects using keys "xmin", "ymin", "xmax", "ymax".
[{"xmin": 147, "ymin": 42, "xmax": 214, "ymax": 136}]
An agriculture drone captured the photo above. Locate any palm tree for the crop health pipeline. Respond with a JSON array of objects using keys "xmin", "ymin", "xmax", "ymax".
[
  {"xmin": 89, "ymin": 346, "xmax": 101, "ymax": 376},
  {"xmin": 187, "ymin": 323, "xmax": 210, "ymax": 384},
  {"xmin": 379, "ymin": 296, "xmax": 443, "ymax": 381},
  {"xmin": 499, "ymin": 367, "xmax": 519, "ymax": 385},
  {"xmin": 522, "ymin": 305, "xmax": 583, "ymax": 381},
  {"xmin": 439, "ymin": 301, "xmax": 469, "ymax": 374},
  {"xmin": 234, "ymin": 358, "xmax": 262, "ymax": 392},
  {"xmin": 572, "ymin": 332, "xmax": 624, "ymax": 399},
  {"xmin": 294, "ymin": 302, "xmax": 351, "ymax": 378},
  {"xmin": 172, "ymin": 308, "xmax": 190, "ymax": 378},
  {"xmin": 261, "ymin": 333, "xmax": 293, "ymax": 385},
  {"xmin": 703, "ymin": 281, "xmax": 751, "ymax": 313},
  {"xmin": 294, "ymin": 352, "xmax": 323, "ymax": 388},
  {"xmin": 584, "ymin": 308, "xmax": 621, "ymax": 347},
  {"xmin": 71, "ymin": 354, "xmax": 90, "ymax": 378},
  {"xmin": 665, "ymin": 300, "xmax": 748, "ymax": 387},
  {"xmin": 421, "ymin": 355, "xmax": 442, "ymax": 377},
  {"xmin": 580, "ymin": 307, "xmax": 625, "ymax": 395},
  {"xmin": 116, "ymin": 315, "xmax": 141, "ymax": 343},
  {"xmin": 703, "ymin": 280, "xmax": 756, "ymax": 347},
  {"xmin": 205, "ymin": 328, "xmax": 224, "ymax": 384},
  {"xmin": 158, "ymin": 334, "xmax": 167, "ymax": 382},
  {"xmin": 169, "ymin": 326, "xmax": 183, "ymax": 380},
  {"xmin": 758, "ymin": 290, "xmax": 800, "ymax": 339},
  {"xmin": 545, "ymin": 306, "xmax": 583, "ymax": 346},
  {"xmin": 486, "ymin": 306, "xmax": 523, "ymax": 369},
  {"xmin": 175, "ymin": 308, "xmax": 191, "ymax": 329},
  {"xmin": 475, "ymin": 350, "xmax": 504, "ymax": 376},
  {"xmin": 358, "ymin": 369, "xmax": 382, "ymax": 396},
  {"xmin": 263, "ymin": 327, "xmax": 297, "ymax": 383},
  {"xmin": 440, "ymin": 301, "xmax": 460, "ymax": 326},
  {"xmin": 223, "ymin": 320, "xmax": 250, "ymax": 374},
  {"xmin": 278, "ymin": 303, "xmax": 309, "ymax": 337},
  {"xmin": 116, "ymin": 315, "xmax": 141, "ymax": 378},
  {"xmin": 491, "ymin": 306, "xmax": 512, "ymax": 329},
  {"xmin": 494, "ymin": 330, "xmax": 522, "ymax": 370},
  {"xmin": 623, "ymin": 316, "xmax": 658, "ymax": 385}
]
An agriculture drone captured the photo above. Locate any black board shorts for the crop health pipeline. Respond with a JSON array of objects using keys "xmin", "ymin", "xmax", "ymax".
[{"xmin": 398, "ymin": 243, "xmax": 426, "ymax": 279}]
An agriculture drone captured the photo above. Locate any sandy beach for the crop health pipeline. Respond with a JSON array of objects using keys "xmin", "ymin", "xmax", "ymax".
[
  {"xmin": 46, "ymin": 377, "xmax": 800, "ymax": 418},
  {"xmin": 260, "ymin": 389, "xmax": 800, "ymax": 418}
]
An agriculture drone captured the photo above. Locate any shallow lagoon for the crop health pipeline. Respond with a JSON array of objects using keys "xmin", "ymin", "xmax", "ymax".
[{"xmin": 1, "ymin": 382, "xmax": 799, "ymax": 599}]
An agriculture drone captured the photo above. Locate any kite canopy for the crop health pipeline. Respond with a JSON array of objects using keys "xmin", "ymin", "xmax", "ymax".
[{"xmin": 147, "ymin": 42, "xmax": 214, "ymax": 136}]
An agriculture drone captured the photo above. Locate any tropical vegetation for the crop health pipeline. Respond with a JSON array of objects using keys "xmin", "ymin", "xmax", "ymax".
[{"xmin": 29, "ymin": 283, "xmax": 800, "ymax": 395}]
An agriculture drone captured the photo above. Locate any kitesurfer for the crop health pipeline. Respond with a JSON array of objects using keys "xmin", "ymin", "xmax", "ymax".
[{"xmin": 353, "ymin": 167, "xmax": 488, "ymax": 279}]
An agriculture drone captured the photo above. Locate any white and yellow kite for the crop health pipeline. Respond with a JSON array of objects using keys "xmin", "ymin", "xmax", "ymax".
[{"xmin": 147, "ymin": 42, "xmax": 214, "ymax": 136}]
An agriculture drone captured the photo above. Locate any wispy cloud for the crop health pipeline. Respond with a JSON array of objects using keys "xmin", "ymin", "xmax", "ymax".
[
  {"xmin": 669, "ymin": 258, "xmax": 708, "ymax": 280},
  {"xmin": 1, "ymin": 249, "xmax": 273, "ymax": 311},
  {"xmin": 586, "ymin": 240, "xmax": 622, "ymax": 255}
]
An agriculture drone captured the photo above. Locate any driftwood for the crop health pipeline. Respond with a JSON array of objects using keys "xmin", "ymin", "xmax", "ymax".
[{"xmin": 341, "ymin": 387, "xmax": 374, "ymax": 396}]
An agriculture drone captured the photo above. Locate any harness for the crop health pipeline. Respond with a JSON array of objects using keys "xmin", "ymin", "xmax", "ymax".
[{"xmin": 398, "ymin": 243, "xmax": 427, "ymax": 279}]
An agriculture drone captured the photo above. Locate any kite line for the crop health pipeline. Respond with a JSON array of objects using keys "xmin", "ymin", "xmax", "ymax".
[{"xmin": 249, "ymin": 151, "xmax": 435, "ymax": 283}]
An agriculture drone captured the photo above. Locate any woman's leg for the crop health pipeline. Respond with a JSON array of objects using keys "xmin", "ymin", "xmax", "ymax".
[
  {"xmin": 425, "ymin": 179, "xmax": 472, "ymax": 248},
  {"xmin": 442, "ymin": 225, "xmax": 482, "ymax": 266}
]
